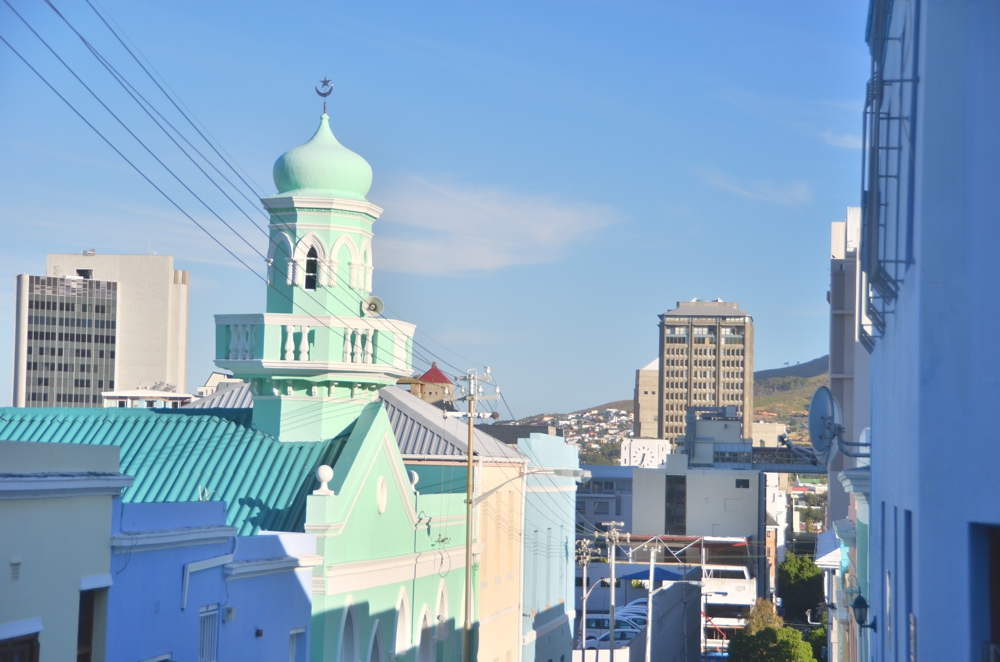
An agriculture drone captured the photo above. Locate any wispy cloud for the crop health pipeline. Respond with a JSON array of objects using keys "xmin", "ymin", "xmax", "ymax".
[
  {"xmin": 820, "ymin": 130, "xmax": 863, "ymax": 149},
  {"xmin": 374, "ymin": 176, "xmax": 620, "ymax": 275},
  {"xmin": 697, "ymin": 168, "xmax": 813, "ymax": 206},
  {"xmin": 713, "ymin": 89, "xmax": 863, "ymax": 151}
]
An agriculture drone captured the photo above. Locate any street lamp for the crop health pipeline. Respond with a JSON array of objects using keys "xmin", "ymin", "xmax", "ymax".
[{"xmin": 851, "ymin": 595, "xmax": 877, "ymax": 632}]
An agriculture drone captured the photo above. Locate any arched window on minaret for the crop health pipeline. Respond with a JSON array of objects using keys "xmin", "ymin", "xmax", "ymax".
[{"xmin": 305, "ymin": 247, "xmax": 318, "ymax": 290}]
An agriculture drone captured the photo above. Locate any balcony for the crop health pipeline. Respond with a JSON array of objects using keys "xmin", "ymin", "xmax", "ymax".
[{"xmin": 214, "ymin": 313, "xmax": 414, "ymax": 375}]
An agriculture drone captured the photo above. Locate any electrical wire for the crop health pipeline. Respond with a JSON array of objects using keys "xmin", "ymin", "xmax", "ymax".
[
  {"xmin": 0, "ymin": 18, "xmax": 436, "ymax": 375},
  {"xmin": 47, "ymin": 0, "xmax": 448, "ymax": 373},
  {"xmin": 75, "ymin": 0, "xmax": 489, "ymax": 378},
  {"xmin": 7, "ymin": 0, "xmax": 537, "ymax": 444}
]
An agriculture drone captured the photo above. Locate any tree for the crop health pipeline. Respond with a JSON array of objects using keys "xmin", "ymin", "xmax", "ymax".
[
  {"xmin": 806, "ymin": 611, "xmax": 828, "ymax": 660},
  {"xmin": 777, "ymin": 553, "xmax": 824, "ymax": 622},
  {"xmin": 744, "ymin": 598, "xmax": 784, "ymax": 634},
  {"xmin": 728, "ymin": 626, "xmax": 816, "ymax": 662},
  {"xmin": 802, "ymin": 492, "xmax": 827, "ymax": 508},
  {"xmin": 578, "ymin": 440, "xmax": 621, "ymax": 465}
]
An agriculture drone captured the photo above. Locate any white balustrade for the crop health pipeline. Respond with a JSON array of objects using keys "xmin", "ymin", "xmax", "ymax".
[
  {"xmin": 228, "ymin": 324, "xmax": 254, "ymax": 360},
  {"xmin": 284, "ymin": 325, "xmax": 296, "ymax": 360},
  {"xmin": 299, "ymin": 325, "xmax": 310, "ymax": 361},
  {"xmin": 343, "ymin": 330, "xmax": 352, "ymax": 362},
  {"xmin": 229, "ymin": 325, "xmax": 239, "ymax": 359}
]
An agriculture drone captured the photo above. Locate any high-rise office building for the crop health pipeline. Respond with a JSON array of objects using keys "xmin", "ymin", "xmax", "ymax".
[
  {"xmin": 12, "ymin": 252, "xmax": 188, "ymax": 407},
  {"xmin": 656, "ymin": 300, "xmax": 754, "ymax": 440}
]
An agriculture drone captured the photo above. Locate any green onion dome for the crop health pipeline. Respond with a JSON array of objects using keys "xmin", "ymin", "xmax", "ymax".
[{"xmin": 272, "ymin": 114, "xmax": 373, "ymax": 200}]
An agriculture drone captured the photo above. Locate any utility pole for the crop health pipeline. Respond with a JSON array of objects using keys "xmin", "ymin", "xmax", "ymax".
[
  {"xmin": 444, "ymin": 368, "xmax": 500, "ymax": 662},
  {"xmin": 646, "ymin": 545, "xmax": 656, "ymax": 662},
  {"xmin": 596, "ymin": 522, "xmax": 626, "ymax": 658},
  {"xmin": 576, "ymin": 539, "xmax": 595, "ymax": 660},
  {"xmin": 700, "ymin": 537, "xmax": 707, "ymax": 655}
]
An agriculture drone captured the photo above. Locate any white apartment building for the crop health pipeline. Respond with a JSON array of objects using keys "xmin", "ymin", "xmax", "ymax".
[{"xmin": 12, "ymin": 252, "xmax": 188, "ymax": 407}]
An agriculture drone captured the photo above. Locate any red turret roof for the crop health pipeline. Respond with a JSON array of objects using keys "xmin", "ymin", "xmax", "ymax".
[{"xmin": 420, "ymin": 362, "xmax": 453, "ymax": 384}]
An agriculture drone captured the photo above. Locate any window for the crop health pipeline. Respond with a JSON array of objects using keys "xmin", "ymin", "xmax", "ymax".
[
  {"xmin": 199, "ymin": 605, "xmax": 219, "ymax": 662},
  {"xmin": 576, "ymin": 500, "xmax": 585, "ymax": 514},
  {"xmin": 0, "ymin": 633, "xmax": 39, "ymax": 662},
  {"xmin": 304, "ymin": 247, "xmax": 318, "ymax": 290},
  {"xmin": 289, "ymin": 628, "xmax": 307, "ymax": 662},
  {"xmin": 735, "ymin": 479, "xmax": 750, "ymax": 489},
  {"xmin": 593, "ymin": 502, "xmax": 610, "ymax": 515},
  {"xmin": 77, "ymin": 589, "xmax": 95, "ymax": 662}
]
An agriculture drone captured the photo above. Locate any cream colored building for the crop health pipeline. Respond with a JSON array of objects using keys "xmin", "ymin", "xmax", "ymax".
[
  {"xmin": 475, "ymin": 462, "xmax": 525, "ymax": 662},
  {"xmin": 632, "ymin": 358, "xmax": 658, "ymax": 437},
  {"xmin": 49, "ymin": 252, "xmax": 187, "ymax": 391},
  {"xmin": 0, "ymin": 441, "xmax": 132, "ymax": 661},
  {"xmin": 827, "ymin": 209, "xmax": 871, "ymax": 525}
]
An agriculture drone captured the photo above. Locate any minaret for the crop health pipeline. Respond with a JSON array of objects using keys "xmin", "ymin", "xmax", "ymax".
[{"xmin": 214, "ymin": 112, "xmax": 415, "ymax": 441}]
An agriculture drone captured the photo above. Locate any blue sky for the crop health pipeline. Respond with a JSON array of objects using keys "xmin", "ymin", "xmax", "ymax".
[{"xmin": 0, "ymin": 0, "xmax": 870, "ymax": 416}]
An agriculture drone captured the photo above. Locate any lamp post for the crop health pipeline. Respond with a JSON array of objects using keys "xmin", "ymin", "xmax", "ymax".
[
  {"xmin": 577, "ymin": 577, "xmax": 614, "ymax": 656},
  {"xmin": 851, "ymin": 595, "xmax": 877, "ymax": 632},
  {"xmin": 576, "ymin": 539, "xmax": 595, "ymax": 660}
]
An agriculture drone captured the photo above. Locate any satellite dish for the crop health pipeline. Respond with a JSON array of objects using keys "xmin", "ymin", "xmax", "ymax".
[
  {"xmin": 362, "ymin": 296, "xmax": 384, "ymax": 317},
  {"xmin": 808, "ymin": 386, "xmax": 842, "ymax": 466}
]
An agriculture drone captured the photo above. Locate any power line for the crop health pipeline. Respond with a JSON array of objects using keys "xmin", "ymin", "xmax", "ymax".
[
  {"xmin": 76, "ymin": 0, "xmax": 488, "ymax": 378},
  {"xmin": 25, "ymin": 0, "xmax": 432, "ymax": 371},
  {"xmin": 0, "ymin": 26, "xmax": 437, "ymax": 377},
  {"xmin": 10, "ymin": 0, "xmax": 511, "ymax": 409}
]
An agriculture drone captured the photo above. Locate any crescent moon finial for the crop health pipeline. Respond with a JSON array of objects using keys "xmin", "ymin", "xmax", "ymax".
[
  {"xmin": 315, "ymin": 77, "xmax": 334, "ymax": 114},
  {"xmin": 315, "ymin": 77, "xmax": 333, "ymax": 98}
]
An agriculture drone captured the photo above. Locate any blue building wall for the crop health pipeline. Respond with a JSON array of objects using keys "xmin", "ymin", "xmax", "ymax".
[
  {"xmin": 862, "ymin": 1, "xmax": 1000, "ymax": 659},
  {"xmin": 106, "ymin": 501, "xmax": 314, "ymax": 662},
  {"xmin": 518, "ymin": 433, "xmax": 579, "ymax": 662},
  {"xmin": 576, "ymin": 465, "xmax": 633, "ymax": 534}
]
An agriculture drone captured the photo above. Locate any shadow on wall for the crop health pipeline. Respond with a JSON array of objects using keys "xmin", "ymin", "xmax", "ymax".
[
  {"xmin": 529, "ymin": 602, "xmax": 572, "ymax": 662},
  {"xmin": 314, "ymin": 600, "xmax": 462, "ymax": 662}
]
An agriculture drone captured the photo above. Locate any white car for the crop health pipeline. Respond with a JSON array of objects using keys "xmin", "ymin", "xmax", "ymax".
[
  {"xmin": 619, "ymin": 614, "xmax": 647, "ymax": 628},
  {"xmin": 585, "ymin": 628, "xmax": 641, "ymax": 650},
  {"xmin": 616, "ymin": 608, "xmax": 647, "ymax": 620}
]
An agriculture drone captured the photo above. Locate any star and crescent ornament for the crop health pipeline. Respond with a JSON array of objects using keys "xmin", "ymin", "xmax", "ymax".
[{"xmin": 315, "ymin": 77, "xmax": 333, "ymax": 97}]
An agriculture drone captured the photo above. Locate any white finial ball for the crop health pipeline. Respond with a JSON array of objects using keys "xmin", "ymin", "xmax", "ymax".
[
  {"xmin": 408, "ymin": 470, "xmax": 420, "ymax": 487},
  {"xmin": 317, "ymin": 465, "xmax": 334, "ymax": 484}
]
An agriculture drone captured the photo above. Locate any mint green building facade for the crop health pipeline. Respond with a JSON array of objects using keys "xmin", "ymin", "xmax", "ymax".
[
  {"xmin": 304, "ymin": 402, "xmax": 467, "ymax": 662},
  {"xmin": 216, "ymin": 111, "xmax": 469, "ymax": 662},
  {"xmin": 2, "ymin": 109, "xmax": 472, "ymax": 662},
  {"xmin": 215, "ymin": 113, "xmax": 415, "ymax": 444}
]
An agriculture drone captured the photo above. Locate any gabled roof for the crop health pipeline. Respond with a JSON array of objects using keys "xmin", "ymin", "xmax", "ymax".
[
  {"xmin": 185, "ymin": 382, "xmax": 254, "ymax": 409},
  {"xmin": 419, "ymin": 362, "xmax": 453, "ymax": 384},
  {"xmin": 0, "ymin": 407, "xmax": 349, "ymax": 536},
  {"xmin": 640, "ymin": 358, "xmax": 658, "ymax": 371},
  {"xmin": 379, "ymin": 386, "xmax": 523, "ymax": 461}
]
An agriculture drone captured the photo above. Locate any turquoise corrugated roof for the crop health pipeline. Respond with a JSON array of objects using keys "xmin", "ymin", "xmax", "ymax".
[{"xmin": 0, "ymin": 407, "xmax": 350, "ymax": 535}]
